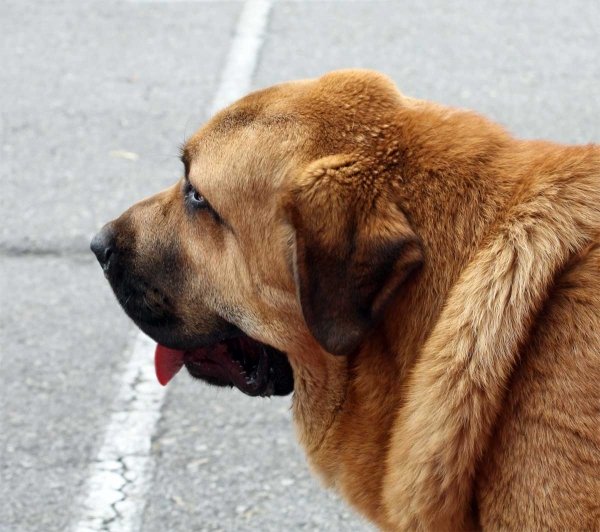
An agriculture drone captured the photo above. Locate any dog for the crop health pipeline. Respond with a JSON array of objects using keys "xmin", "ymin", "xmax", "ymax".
[{"xmin": 91, "ymin": 70, "xmax": 600, "ymax": 530}]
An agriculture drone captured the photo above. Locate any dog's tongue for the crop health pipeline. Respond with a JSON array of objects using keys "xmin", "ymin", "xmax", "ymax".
[{"xmin": 155, "ymin": 344, "xmax": 185, "ymax": 386}]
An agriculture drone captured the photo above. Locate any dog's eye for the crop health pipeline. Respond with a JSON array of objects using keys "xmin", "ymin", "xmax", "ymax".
[
  {"xmin": 186, "ymin": 183, "xmax": 209, "ymax": 210},
  {"xmin": 183, "ymin": 180, "xmax": 226, "ymax": 225},
  {"xmin": 190, "ymin": 189, "xmax": 208, "ymax": 208}
]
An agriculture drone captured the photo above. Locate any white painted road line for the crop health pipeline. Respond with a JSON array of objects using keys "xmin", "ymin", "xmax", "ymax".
[
  {"xmin": 126, "ymin": 0, "xmax": 385, "ymax": 4},
  {"xmin": 71, "ymin": 1, "xmax": 274, "ymax": 531},
  {"xmin": 72, "ymin": 333, "xmax": 165, "ymax": 532},
  {"xmin": 209, "ymin": 0, "xmax": 274, "ymax": 115}
]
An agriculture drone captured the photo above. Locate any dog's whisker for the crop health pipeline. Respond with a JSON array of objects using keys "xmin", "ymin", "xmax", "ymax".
[
  {"xmin": 183, "ymin": 115, "xmax": 193, "ymax": 147},
  {"xmin": 142, "ymin": 295, "xmax": 160, "ymax": 316},
  {"xmin": 154, "ymin": 154, "xmax": 182, "ymax": 170}
]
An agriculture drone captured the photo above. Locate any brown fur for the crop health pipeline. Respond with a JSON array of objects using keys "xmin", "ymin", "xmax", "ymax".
[{"xmin": 105, "ymin": 70, "xmax": 600, "ymax": 530}]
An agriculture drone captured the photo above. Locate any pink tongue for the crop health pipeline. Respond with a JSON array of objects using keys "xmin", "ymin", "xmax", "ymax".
[{"xmin": 155, "ymin": 344, "xmax": 185, "ymax": 386}]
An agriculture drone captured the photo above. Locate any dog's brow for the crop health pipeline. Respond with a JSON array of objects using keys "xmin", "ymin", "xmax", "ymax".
[{"xmin": 180, "ymin": 148, "xmax": 191, "ymax": 177}]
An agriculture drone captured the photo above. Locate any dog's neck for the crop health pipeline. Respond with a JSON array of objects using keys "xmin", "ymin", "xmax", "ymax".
[
  {"xmin": 288, "ymin": 105, "xmax": 518, "ymax": 503},
  {"xmin": 383, "ymin": 106, "xmax": 519, "ymax": 372},
  {"xmin": 328, "ymin": 110, "xmax": 521, "ymax": 521}
]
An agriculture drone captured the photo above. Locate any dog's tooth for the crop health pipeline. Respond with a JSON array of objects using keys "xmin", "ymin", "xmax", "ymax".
[{"xmin": 228, "ymin": 347, "xmax": 269, "ymax": 397}]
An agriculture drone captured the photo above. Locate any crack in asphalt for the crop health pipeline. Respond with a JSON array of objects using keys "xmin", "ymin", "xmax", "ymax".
[
  {"xmin": 72, "ymin": 333, "xmax": 167, "ymax": 532},
  {"xmin": 100, "ymin": 456, "xmax": 132, "ymax": 531},
  {"xmin": 0, "ymin": 244, "xmax": 91, "ymax": 258}
]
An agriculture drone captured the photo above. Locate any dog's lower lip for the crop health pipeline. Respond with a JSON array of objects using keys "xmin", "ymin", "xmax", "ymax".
[
  {"xmin": 184, "ymin": 357, "xmax": 228, "ymax": 379},
  {"xmin": 181, "ymin": 337, "xmax": 271, "ymax": 396}
]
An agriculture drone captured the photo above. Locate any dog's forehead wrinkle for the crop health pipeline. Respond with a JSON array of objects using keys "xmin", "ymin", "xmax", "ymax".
[{"xmin": 186, "ymin": 137, "xmax": 300, "ymax": 219}]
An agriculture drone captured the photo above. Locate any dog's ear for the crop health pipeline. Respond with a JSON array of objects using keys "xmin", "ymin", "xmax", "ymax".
[{"xmin": 283, "ymin": 155, "xmax": 423, "ymax": 356}]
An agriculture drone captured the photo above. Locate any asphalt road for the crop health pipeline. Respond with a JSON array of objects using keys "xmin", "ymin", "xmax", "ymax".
[{"xmin": 1, "ymin": 1, "xmax": 598, "ymax": 531}]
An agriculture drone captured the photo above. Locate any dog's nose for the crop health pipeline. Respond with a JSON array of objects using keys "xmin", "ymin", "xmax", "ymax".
[{"xmin": 90, "ymin": 225, "xmax": 115, "ymax": 269}]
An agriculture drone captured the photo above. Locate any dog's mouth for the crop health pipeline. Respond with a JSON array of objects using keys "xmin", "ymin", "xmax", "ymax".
[{"xmin": 155, "ymin": 335, "xmax": 294, "ymax": 397}]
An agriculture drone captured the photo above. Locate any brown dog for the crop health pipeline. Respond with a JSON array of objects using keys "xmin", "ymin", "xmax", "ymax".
[{"xmin": 91, "ymin": 70, "xmax": 600, "ymax": 530}]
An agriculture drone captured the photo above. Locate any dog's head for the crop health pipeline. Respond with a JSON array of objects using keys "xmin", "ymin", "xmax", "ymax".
[{"xmin": 91, "ymin": 70, "xmax": 423, "ymax": 397}]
